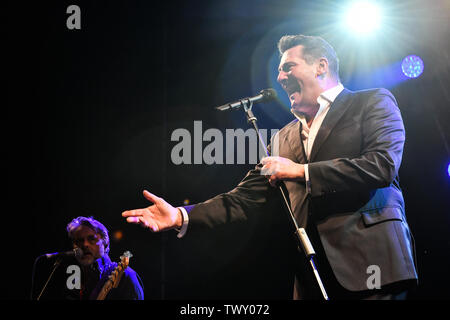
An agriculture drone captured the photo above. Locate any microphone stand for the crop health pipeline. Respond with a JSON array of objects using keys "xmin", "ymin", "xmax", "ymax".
[
  {"xmin": 35, "ymin": 257, "xmax": 63, "ymax": 300},
  {"xmin": 238, "ymin": 99, "xmax": 329, "ymax": 300}
]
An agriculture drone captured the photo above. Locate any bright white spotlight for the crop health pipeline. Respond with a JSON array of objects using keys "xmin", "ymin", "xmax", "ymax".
[{"xmin": 344, "ymin": 1, "xmax": 381, "ymax": 35}]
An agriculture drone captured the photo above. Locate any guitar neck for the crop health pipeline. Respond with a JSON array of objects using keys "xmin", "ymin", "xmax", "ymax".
[{"xmin": 95, "ymin": 252, "xmax": 132, "ymax": 300}]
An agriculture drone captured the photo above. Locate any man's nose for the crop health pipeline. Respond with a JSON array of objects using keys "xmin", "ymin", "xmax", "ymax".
[
  {"xmin": 80, "ymin": 238, "xmax": 90, "ymax": 248},
  {"xmin": 277, "ymin": 71, "xmax": 288, "ymax": 85}
]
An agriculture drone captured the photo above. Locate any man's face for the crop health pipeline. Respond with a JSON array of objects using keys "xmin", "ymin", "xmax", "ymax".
[
  {"xmin": 277, "ymin": 45, "xmax": 322, "ymax": 114},
  {"xmin": 72, "ymin": 226, "xmax": 105, "ymax": 266}
]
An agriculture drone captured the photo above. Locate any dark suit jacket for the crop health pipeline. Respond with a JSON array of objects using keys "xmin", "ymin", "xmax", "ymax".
[{"xmin": 184, "ymin": 88, "xmax": 418, "ymax": 293}]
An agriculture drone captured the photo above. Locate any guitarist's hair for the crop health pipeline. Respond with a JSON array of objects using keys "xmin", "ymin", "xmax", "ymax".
[{"xmin": 66, "ymin": 216, "xmax": 110, "ymax": 254}]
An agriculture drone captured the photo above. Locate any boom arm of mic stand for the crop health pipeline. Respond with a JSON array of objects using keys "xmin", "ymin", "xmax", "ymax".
[
  {"xmin": 36, "ymin": 257, "xmax": 63, "ymax": 300},
  {"xmin": 241, "ymin": 100, "xmax": 329, "ymax": 300}
]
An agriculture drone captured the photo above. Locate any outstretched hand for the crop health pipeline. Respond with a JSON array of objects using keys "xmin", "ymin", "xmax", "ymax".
[{"xmin": 122, "ymin": 190, "xmax": 182, "ymax": 232}]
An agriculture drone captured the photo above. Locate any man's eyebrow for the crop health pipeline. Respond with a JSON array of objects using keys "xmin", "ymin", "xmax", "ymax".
[{"xmin": 278, "ymin": 61, "xmax": 295, "ymax": 72}]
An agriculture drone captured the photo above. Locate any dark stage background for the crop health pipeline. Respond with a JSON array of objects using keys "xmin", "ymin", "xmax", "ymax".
[{"xmin": 5, "ymin": 0, "xmax": 450, "ymax": 300}]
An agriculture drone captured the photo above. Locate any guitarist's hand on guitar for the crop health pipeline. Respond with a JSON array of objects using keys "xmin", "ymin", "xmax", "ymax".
[{"xmin": 122, "ymin": 190, "xmax": 182, "ymax": 232}]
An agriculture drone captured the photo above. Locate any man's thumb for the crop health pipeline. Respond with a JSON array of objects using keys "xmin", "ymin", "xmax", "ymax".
[{"xmin": 142, "ymin": 190, "xmax": 160, "ymax": 204}]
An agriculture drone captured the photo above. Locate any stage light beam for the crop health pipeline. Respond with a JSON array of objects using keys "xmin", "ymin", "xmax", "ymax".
[{"xmin": 344, "ymin": 1, "xmax": 382, "ymax": 35}]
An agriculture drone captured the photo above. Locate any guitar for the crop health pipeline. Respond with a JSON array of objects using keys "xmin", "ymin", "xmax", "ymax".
[{"xmin": 95, "ymin": 251, "xmax": 133, "ymax": 300}]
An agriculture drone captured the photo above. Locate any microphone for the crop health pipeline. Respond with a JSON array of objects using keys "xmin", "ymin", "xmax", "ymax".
[
  {"xmin": 216, "ymin": 88, "xmax": 277, "ymax": 111},
  {"xmin": 45, "ymin": 248, "xmax": 83, "ymax": 259}
]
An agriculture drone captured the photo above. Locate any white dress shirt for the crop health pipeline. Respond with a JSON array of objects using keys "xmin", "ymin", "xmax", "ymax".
[{"xmin": 291, "ymin": 83, "xmax": 344, "ymax": 193}]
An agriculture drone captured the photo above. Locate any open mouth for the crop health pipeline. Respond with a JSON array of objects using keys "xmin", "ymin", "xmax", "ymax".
[
  {"xmin": 288, "ymin": 88, "xmax": 302, "ymax": 107},
  {"xmin": 284, "ymin": 81, "xmax": 301, "ymax": 99}
]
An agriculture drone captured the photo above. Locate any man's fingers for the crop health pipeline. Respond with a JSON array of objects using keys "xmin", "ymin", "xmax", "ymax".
[
  {"xmin": 122, "ymin": 208, "xmax": 144, "ymax": 217},
  {"xmin": 261, "ymin": 163, "xmax": 279, "ymax": 176},
  {"xmin": 142, "ymin": 190, "xmax": 161, "ymax": 204},
  {"xmin": 260, "ymin": 156, "xmax": 274, "ymax": 164},
  {"xmin": 122, "ymin": 190, "xmax": 168, "ymax": 232},
  {"xmin": 136, "ymin": 217, "xmax": 160, "ymax": 232},
  {"xmin": 269, "ymin": 176, "xmax": 280, "ymax": 187},
  {"xmin": 261, "ymin": 164, "xmax": 272, "ymax": 176},
  {"xmin": 126, "ymin": 216, "xmax": 140, "ymax": 223},
  {"xmin": 124, "ymin": 215, "xmax": 158, "ymax": 231},
  {"xmin": 122, "ymin": 210, "xmax": 135, "ymax": 217}
]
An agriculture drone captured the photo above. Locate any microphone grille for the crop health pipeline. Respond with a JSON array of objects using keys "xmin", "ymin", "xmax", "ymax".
[
  {"xmin": 260, "ymin": 88, "xmax": 277, "ymax": 101},
  {"xmin": 73, "ymin": 247, "xmax": 83, "ymax": 259}
]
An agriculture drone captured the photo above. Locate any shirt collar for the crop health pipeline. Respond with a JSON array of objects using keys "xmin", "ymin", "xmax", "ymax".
[
  {"xmin": 291, "ymin": 83, "xmax": 344, "ymax": 127},
  {"xmin": 319, "ymin": 82, "xmax": 344, "ymax": 105}
]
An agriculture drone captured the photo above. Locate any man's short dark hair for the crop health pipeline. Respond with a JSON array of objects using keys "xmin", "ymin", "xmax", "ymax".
[{"xmin": 278, "ymin": 34, "xmax": 340, "ymax": 81}]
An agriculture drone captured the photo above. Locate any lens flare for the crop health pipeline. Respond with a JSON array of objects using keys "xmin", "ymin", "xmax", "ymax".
[{"xmin": 344, "ymin": 1, "xmax": 381, "ymax": 35}]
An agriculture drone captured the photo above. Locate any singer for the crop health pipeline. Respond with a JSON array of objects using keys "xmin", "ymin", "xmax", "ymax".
[
  {"xmin": 38, "ymin": 216, "xmax": 144, "ymax": 300},
  {"xmin": 122, "ymin": 34, "xmax": 418, "ymax": 300}
]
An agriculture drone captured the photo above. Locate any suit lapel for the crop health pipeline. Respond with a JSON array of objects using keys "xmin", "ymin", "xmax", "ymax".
[
  {"xmin": 309, "ymin": 89, "xmax": 355, "ymax": 162},
  {"xmin": 282, "ymin": 120, "xmax": 307, "ymax": 164}
]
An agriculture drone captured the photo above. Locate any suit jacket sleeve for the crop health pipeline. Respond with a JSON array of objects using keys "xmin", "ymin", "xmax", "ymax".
[
  {"xmin": 185, "ymin": 163, "xmax": 279, "ymax": 230},
  {"xmin": 307, "ymin": 89, "xmax": 405, "ymax": 197}
]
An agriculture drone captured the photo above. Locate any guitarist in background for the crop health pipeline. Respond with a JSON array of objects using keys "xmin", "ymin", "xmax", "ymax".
[{"xmin": 63, "ymin": 216, "xmax": 144, "ymax": 300}]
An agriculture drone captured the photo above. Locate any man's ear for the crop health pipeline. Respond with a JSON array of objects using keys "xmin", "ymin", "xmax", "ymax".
[{"xmin": 316, "ymin": 57, "xmax": 329, "ymax": 78}]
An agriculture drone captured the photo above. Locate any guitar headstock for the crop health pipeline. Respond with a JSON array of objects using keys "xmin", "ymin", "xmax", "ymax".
[{"xmin": 119, "ymin": 251, "xmax": 133, "ymax": 268}]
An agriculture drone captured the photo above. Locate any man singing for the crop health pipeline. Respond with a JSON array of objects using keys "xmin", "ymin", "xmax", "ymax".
[{"xmin": 122, "ymin": 34, "xmax": 418, "ymax": 300}]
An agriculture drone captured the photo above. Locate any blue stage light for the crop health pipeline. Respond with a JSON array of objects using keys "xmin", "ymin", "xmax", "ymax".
[
  {"xmin": 448, "ymin": 163, "xmax": 450, "ymax": 177},
  {"xmin": 401, "ymin": 55, "xmax": 424, "ymax": 78}
]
